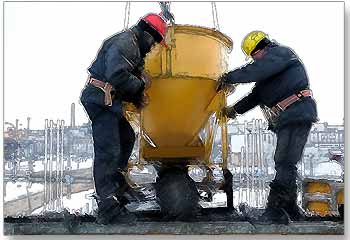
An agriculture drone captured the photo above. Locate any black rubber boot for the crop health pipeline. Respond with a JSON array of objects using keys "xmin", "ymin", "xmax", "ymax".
[
  {"xmin": 96, "ymin": 195, "xmax": 136, "ymax": 224},
  {"xmin": 284, "ymin": 204, "xmax": 305, "ymax": 222},
  {"xmin": 254, "ymin": 207, "xmax": 290, "ymax": 225},
  {"xmin": 222, "ymin": 169, "xmax": 235, "ymax": 212},
  {"xmin": 254, "ymin": 181, "xmax": 292, "ymax": 225},
  {"xmin": 220, "ymin": 169, "xmax": 240, "ymax": 220},
  {"xmin": 96, "ymin": 196, "xmax": 120, "ymax": 224},
  {"xmin": 269, "ymin": 183, "xmax": 304, "ymax": 222}
]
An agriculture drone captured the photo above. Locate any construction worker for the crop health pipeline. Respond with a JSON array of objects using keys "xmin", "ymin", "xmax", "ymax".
[
  {"xmin": 80, "ymin": 13, "xmax": 167, "ymax": 224},
  {"xmin": 217, "ymin": 31, "xmax": 318, "ymax": 224}
]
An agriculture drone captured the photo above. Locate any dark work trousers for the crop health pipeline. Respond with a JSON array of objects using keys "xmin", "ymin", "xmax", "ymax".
[
  {"xmin": 267, "ymin": 122, "xmax": 312, "ymax": 213},
  {"xmin": 82, "ymin": 102, "xmax": 135, "ymax": 200}
]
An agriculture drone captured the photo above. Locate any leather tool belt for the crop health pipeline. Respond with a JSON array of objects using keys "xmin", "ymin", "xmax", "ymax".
[
  {"xmin": 88, "ymin": 77, "xmax": 114, "ymax": 107},
  {"xmin": 261, "ymin": 89, "xmax": 313, "ymax": 129},
  {"xmin": 270, "ymin": 89, "xmax": 313, "ymax": 115}
]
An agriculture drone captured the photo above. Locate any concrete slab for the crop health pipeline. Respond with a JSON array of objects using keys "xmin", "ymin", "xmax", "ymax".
[{"xmin": 4, "ymin": 221, "xmax": 344, "ymax": 235}]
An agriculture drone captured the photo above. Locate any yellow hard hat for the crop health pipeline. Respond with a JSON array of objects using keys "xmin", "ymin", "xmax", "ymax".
[{"xmin": 241, "ymin": 31, "xmax": 268, "ymax": 59}]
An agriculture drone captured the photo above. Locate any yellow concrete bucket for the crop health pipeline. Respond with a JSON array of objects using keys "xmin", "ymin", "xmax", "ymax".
[{"xmin": 127, "ymin": 25, "xmax": 233, "ymax": 162}]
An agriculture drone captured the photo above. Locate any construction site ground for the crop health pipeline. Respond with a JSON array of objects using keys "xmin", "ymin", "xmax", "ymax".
[{"xmin": 4, "ymin": 209, "xmax": 344, "ymax": 235}]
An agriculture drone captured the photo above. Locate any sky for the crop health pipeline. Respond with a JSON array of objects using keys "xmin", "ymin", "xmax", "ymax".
[{"xmin": 3, "ymin": 1, "xmax": 344, "ymax": 130}]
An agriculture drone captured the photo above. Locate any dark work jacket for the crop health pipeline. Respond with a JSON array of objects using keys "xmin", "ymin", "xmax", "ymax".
[
  {"xmin": 80, "ymin": 29, "xmax": 145, "ymax": 114},
  {"xmin": 224, "ymin": 43, "xmax": 318, "ymax": 130}
]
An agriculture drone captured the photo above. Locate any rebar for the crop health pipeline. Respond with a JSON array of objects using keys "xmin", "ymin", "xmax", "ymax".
[
  {"xmin": 260, "ymin": 119, "xmax": 267, "ymax": 206},
  {"xmin": 85, "ymin": 203, "xmax": 90, "ymax": 214},
  {"xmin": 244, "ymin": 121, "xmax": 249, "ymax": 204},
  {"xmin": 232, "ymin": 119, "xmax": 270, "ymax": 208},
  {"xmin": 44, "ymin": 119, "xmax": 48, "ymax": 209},
  {"xmin": 67, "ymin": 154, "xmax": 72, "ymax": 200},
  {"xmin": 41, "ymin": 119, "xmax": 66, "ymax": 212},
  {"xmin": 26, "ymin": 184, "xmax": 32, "ymax": 213},
  {"xmin": 239, "ymin": 146, "xmax": 244, "ymax": 204},
  {"xmin": 55, "ymin": 120, "xmax": 60, "ymax": 210},
  {"xmin": 60, "ymin": 120, "xmax": 65, "ymax": 209},
  {"xmin": 253, "ymin": 120, "xmax": 257, "ymax": 207},
  {"xmin": 258, "ymin": 119, "xmax": 263, "ymax": 206},
  {"xmin": 248, "ymin": 126, "xmax": 252, "ymax": 206},
  {"xmin": 49, "ymin": 120, "xmax": 54, "ymax": 210}
]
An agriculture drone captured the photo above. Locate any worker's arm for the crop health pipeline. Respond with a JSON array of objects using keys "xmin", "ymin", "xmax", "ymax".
[
  {"xmin": 224, "ymin": 46, "xmax": 298, "ymax": 84},
  {"xmin": 233, "ymin": 86, "xmax": 259, "ymax": 114},
  {"xmin": 104, "ymin": 45, "xmax": 145, "ymax": 96},
  {"xmin": 108, "ymin": 70, "xmax": 145, "ymax": 96}
]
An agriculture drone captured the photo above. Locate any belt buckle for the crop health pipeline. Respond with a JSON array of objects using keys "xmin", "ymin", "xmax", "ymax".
[
  {"xmin": 297, "ymin": 91, "xmax": 305, "ymax": 101},
  {"xmin": 275, "ymin": 104, "xmax": 283, "ymax": 112},
  {"xmin": 86, "ymin": 76, "xmax": 92, "ymax": 85},
  {"xmin": 271, "ymin": 105, "xmax": 281, "ymax": 116},
  {"xmin": 103, "ymin": 82, "xmax": 108, "ymax": 91}
]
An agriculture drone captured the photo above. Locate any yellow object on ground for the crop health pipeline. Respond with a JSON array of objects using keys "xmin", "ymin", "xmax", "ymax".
[
  {"xmin": 302, "ymin": 179, "xmax": 344, "ymax": 216},
  {"xmin": 305, "ymin": 182, "xmax": 331, "ymax": 194},
  {"xmin": 307, "ymin": 201, "xmax": 331, "ymax": 216},
  {"xmin": 336, "ymin": 190, "xmax": 344, "ymax": 205}
]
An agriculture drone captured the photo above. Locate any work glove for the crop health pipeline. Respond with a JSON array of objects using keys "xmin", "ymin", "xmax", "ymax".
[
  {"xmin": 131, "ymin": 92, "xmax": 149, "ymax": 110},
  {"xmin": 216, "ymin": 73, "xmax": 236, "ymax": 94},
  {"xmin": 216, "ymin": 73, "xmax": 229, "ymax": 91},
  {"xmin": 140, "ymin": 71, "xmax": 152, "ymax": 90},
  {"xmin": 130, "ymin": 71, "xmax": 151, "ymax": 110},
  {"xmin": 222, "ymin": 105, "xmax": 238, "ymax": 119}
]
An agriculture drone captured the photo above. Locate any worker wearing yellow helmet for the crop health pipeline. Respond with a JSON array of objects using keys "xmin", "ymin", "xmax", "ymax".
[
  {"xmin": 217, "ymin": 31, "xmax": 318, "ymax": 224},
  {"xmin": 241, "ymin": 30, "xmax": 268, "ymax": 60}
]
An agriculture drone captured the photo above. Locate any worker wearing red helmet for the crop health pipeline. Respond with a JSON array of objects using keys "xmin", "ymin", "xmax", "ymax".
[{"xmin": 80, "ymin": 13, "xmax": 167, "ymax": 224}]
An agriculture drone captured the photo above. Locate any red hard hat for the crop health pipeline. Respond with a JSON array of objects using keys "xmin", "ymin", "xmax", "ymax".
[{"xmin": 141, "ymin": 13, "xmax": 168, "ymax": 44}]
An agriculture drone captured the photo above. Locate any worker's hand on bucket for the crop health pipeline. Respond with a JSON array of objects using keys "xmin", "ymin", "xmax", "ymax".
[
  {"xmin": 222, "ymin": 105, "xmax": 238, "ymax": 119},
  {"xmin": 132, "ymin": 92, "xmax": 150, "ymax": 111},
  {"xmin": 216, "ymin": 80, "xmax": 225, "ymax": 92},
  {"xmin": 216, "ymin": 73, "xmax": 229, "ymax": 92},
  {"xmin": 141, "ymin": 71, "xmax": 152, "ymax": 90}
]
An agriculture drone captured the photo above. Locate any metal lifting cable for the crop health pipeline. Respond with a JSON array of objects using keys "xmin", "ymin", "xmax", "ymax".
[
  {"xmin": 124, "ymin": 2, "xmax": 219, "ymax": 31},
  {"xmin": 211, "ymin": 2, "xmax": 220, "ymax": 31},
  {"xmin": 159, "ymin": 2, "xmax": 175, "ymax": 24},
  {"xmin": 123, "ymin": 2, "xmax": 131, "ymax": 30},
  {"xmin": 124, "ymin": 2, "xmax": 174, "ymax": 30}
]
